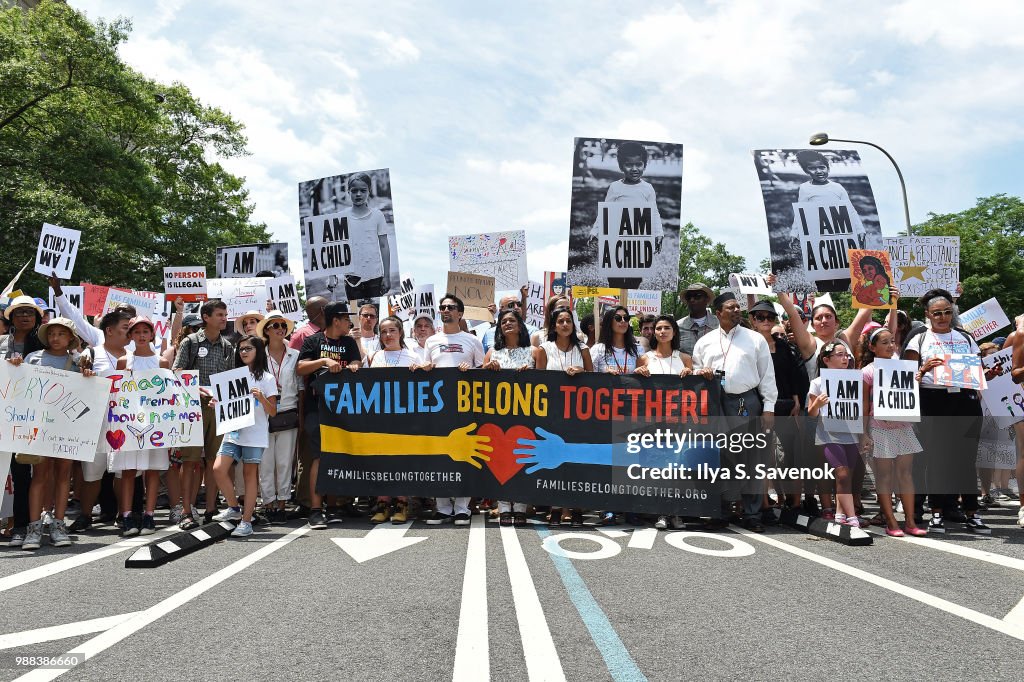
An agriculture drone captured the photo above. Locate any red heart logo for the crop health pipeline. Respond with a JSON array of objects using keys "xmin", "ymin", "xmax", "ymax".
[
  {"xmin": 477, "ymin": 424, "xmax": 534, "ymax": 485},
  {"xmin": 106, "ymin": 430, "xmax": 126, "ymax": 450}
]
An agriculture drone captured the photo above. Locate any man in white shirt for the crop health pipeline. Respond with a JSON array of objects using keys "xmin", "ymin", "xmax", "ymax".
[
  {"xmin": 693, "ymin": 292, "xmax": 777, "ymax": 532},
  {"xmin": 676, "ymin": 283, "xmax": 719, "ymax": 356},
  {"xmin": 424, "ymin": 294, "xmax": 484, "ymax": 526}
]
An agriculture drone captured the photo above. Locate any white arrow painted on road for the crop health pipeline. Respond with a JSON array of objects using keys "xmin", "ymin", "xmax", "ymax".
[{"xmin": 331, "ymin": 522, "xmax": 428, "ymax": 563}]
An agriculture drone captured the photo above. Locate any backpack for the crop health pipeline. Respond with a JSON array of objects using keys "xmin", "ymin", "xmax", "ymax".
[{"xmin": 180, "ymin": 331, "xmax": 232, "ymax": 369}]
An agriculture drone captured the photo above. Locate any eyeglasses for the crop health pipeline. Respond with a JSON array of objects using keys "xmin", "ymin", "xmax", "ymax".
[
  {"xmin": 360, "ymin": 313, "xmax": 377, "ymax": 319},
  {"xmin": 684, "ymin": 292, "xmax": 706, "ymax": 300},
  {"xmin": 751, "ymin": 314, "xmax": 776, "ymax": 322},
  {"xmin": 238, "ymin": 346, "xmax": 256, "ymax": 353},
  {"xmin": 439, "ymin": 304, "xmax": 458, "ymax": 311},
  {"xmin": 9, "ymin": 308, "xmax": 35, "ymax": 317},
  {"xmin": 267, "ymin": 322, "xmax": 288, "ymax": 330},
  {"xmin": 613, "ymin": 314, "xmax": 630, "ymax": 322},
  {"xmin": 930, "ymin": 309, "xmax": 954, "ymax": 317}
]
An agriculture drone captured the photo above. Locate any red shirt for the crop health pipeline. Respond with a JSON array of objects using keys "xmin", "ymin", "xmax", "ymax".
[{"xmin": 288, "ymin": 322, "xmax": 321, "ymax": 351}]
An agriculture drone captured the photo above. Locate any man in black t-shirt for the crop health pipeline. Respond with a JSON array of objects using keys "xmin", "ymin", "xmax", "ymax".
[{"xmin": 297, "ymin": 301, "xmax": 361, "ymax": 529}]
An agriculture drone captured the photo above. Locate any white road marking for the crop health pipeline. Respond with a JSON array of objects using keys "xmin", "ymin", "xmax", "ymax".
[
  {"xmin": 0, "ymin": 613, "xmax": 139, "ymax": 650},
  {"xmin": 542, "ymin": 533, "xmax": 621, "ymax": 561},
  {"xmin": 626, "ymin": 528, "xmax": 657, "ymax": 549},
  {"xmin": 1003, "ymin": 595, "xmax": 1024, "ymax": 628},
  {"xmin": 663, "ymin": 532, "xmax": 755, "ymax": 558},
  {"xmin": 865, "ymin": 528, "xmax": 1024, "ymax": 572},
  {"xmin": 13, "ymin": 526, "xmax": 310, "ymax": 681},
  {"xmin": 499, "ymin": 525, "xmax": 566, "ymax": 682},
  {"xmin": 737, "ymin": 529, "xmax": 1024, "ymax": 642},
  {"xmin": 0, "ymin": 528, "xmax": 176, "ymax": 593},
  {"xmin": 452, "ymin": 514, "xmax": 488, "ymax": 682},
  {"xmin": 332, "ymin": 521, "xmax": 427, "ymax": 563}
]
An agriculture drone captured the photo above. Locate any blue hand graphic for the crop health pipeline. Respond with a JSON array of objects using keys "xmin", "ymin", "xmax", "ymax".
[{"xmin": 513, "ymin": 427, "xmax": 613, "ymax": 474}]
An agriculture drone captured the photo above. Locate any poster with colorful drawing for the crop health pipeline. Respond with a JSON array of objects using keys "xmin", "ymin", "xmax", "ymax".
[
  {"xmin": 883, "ymin": 236, "xmax": 959, "ymax": 298},
  {"xmin": 980, "ymin": 348, "xmax": 1024, "ymax": 429},
  {"xmin": 102, "ymin": 370, "xmax": 204, "ymax": 452},
  {"xmin": 931, "ymin": 353, "xmax": 987, "ymax": 391},
  {"xmin": 848, "ymin": 250, "xmax": 895, "ymax": 310},
  {"xmin": 448, "ymin": 230, "xmax": 528, "ymax": 290}
]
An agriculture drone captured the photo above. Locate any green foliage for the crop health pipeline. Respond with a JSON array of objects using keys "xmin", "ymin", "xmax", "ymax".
[
  {"xmin": 662, "ymin": 222, "xmax": 745, "ymax": 317},
  {"xmin": 0, "ymin": 0, "xmax": 268, "ymax": 296}
]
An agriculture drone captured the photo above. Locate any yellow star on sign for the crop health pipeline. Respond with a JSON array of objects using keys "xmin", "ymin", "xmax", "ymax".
[{"xmin": 899, "ymin": 250, "xmax": 928, "ymax": 282}]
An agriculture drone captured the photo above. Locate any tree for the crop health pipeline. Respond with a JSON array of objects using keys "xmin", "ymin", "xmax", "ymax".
[
  {"xmin": 664, "ymin": 222, "xmax": 745, "ymax": 317},
  {"xmin": 0, "ymin": 1, "xmax": 268, "ymax": 295}
]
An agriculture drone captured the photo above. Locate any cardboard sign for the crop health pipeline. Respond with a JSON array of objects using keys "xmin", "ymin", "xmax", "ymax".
[
  {"xmin": 206, "ymin": 277, "xmax": 270, "ymax": 320},
  {"xmin": 49, "ymin": 286, "xmax": 85, "ymax": 319},
  {"xmin": 728, "ymin": 273, "xmax": 773, "ymax": 297},
  {"xmin": 872, "ymin": 359, "xmax": 920, "ymax": 422},
  {"xmin": 980, "ymin": 348, "xmax": 1024, "ymax": 428},
  {"xmin": 412, "ymin": 284, "xmax": 436, "ymax": 322},
  {"xmin": 216, "ymin": 243, "xmax": 289, "ymax": 278},
  {"xmin": 448, "ymin": 230, "xmax": 528, "ymax": 289},
  {"xmin": 848, "ymin": 249, "xmax": 895, "ymax": 310},
  {"xmin": 627, "ymin": 290, "xmax": 661, "ymax": 316},
  {"xmin": 931, "ymin": 353, "xmax": 986, "ymax": 390},
  {"xmin": 596, "ymin": 202, "xmax": 656, "ymax": 278},
  {"xmin": 163, "ymin": 267, "xmax": 207, "ymax": 302},
  {"xmin": 35, "ymin": 223, "xmax": 81, "ymax": 279},
  {"xmin": 266, "ymin": 275, "xmax": 302, "ymax": 322},
  {"xmin": 883, "ymin": 236, "xmax": 959, "ymax": 298},
  {"xmin": 386, "ymin": 274, "xmax": 416, "ymax": 321},
  {"xmin": 0, "ymin": 362, "xmax": 110, "ymax": 460},
  {"xmin": 102, "ymin": 369, "xmax": 204, "ymax": 451},
  {"xmin": 959, "ymin": 297, "xmax": 1010, "ymax": 340},
  {"xmin": 820, "ymin": 368, "xmax": 864, "ymax": 435},
  {"xmin": 301, "ymin": 212, "xmax": 356, "ymax": 281},
  {"xmin": 524, "ymin": 280, "xmax": 546, "ymax": 328},
  {"xmin": 446, "ymin": 272, "xmax": 495, "ymax": 322},
  {"xmin": 210, "ymin": 367, "xmax": 255, "ymax": 435},
  {"xmin": 793, "ymin": 199, "xmax": 863, "ymax": 281},
  {"xmin": 101, "ymin": 288, "xmax": 159, "ymax": 319}
]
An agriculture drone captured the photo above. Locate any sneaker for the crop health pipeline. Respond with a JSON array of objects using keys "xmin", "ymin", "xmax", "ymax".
[
  {"xmin": 140, "ymin": 514, "xmax": 156, "ymax": 535},
  {"xmin": 120, "ymin": 515, "xmax": 140, "ymax": 537},
  {"xmin": 453, "ymin": 513, "xmax": 471, "ymax": 526},
  {"xmin": 424, "ymin": 511, "xmax": 453, "ymax": 525},
  {"xmin": 251, "ymin": 510, "xmax": 271, "ymax": 527},
  {"xmin": 600, "ymin": 511, "xmax": 617, "ymax": 526},
  {"xmin": 66, "ymin": 499, "xmax": 81, "ymax": 514},
  {"xmin": 307, "ymin": 510, "xmax": 328, "ymax": 529},
  {"xmin": 22, "ymin": 521, "xmax": 43, "ymax": 551},
  {"xmin": 944, "ymin": 509, "xmax": 968, "ymax": 524},
  {"xmin": 834, "ymin": 513, "xmax": 848, "ymax": 524},
  {"xmin": 391, "ymin": 502, "xmax": 408, "ymax": 524},
  {"xmin": 655, "ymin": 516, "xmax": 669, "ymax": 530},
  {"xmin": 50, "ymin": 519, "xmax": 72, "ymax": 547},
  {"xmin": 1017, "ymin": 506, "xmax": 1024, "ymax": 528},
  {"xmin": 980, "ymin": 494, "xmax": 996, "ymax": 507},
  {"xmin": 964, "ymin": 515, "xmax": 991, "ymax": 535},
  {"xmin": 499, "ymin": 512, "xmax": 514, "ymax": 527},
  {"xmin": 213, "ymin": 507, "xmax": 242, "ymax": 522},
  {"xmin": 178, "ymin": 516, "xmax": 199, "ymax": 531},
  {"xmin": 41, "ymin": 510, "xmax": 54, "ymax": 530},
  {"xmin": 571, "ymin": 510, "xmax": 584, "ymax": 528},
  {"xmin": 8, "ymin": 528, "xmax": 25, "ymax": 547},
  {"xmin": 68, "ymin": 516, "xmax": 92, "ymax": 532},
  {"xmin": 202, "ymin": 510, "xmax": 216, "ymax": 524},
  {"xmin": 156, "ymin": 493, "xmax": 170, "ymax": 509},
  {"xmin": 325, "ymin": 507, "xmax": 344, "ymax": 525},
  {"xmin": 928, "ymin": 514, "xmax": 945, "ymax": 534},
  {"xmin": 169, "ymin": 504, "xmax": 184, "ymax": 525},
  {"xmin": 231, "ymin": 521, "xmax": 253, "ymax": 537},
  {"xmin": 370, "ymin": 505, "xmax": 391, "ymax": 524},
  {"xmin": 670, "ymin": 516, "xmax": 685, "ymax": 530}
]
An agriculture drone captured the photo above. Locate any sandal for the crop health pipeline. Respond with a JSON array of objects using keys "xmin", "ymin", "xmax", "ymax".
[
  {"xmin": 560, "ymin": 510, "xmax": 573, "ymax": 526},
  {"xmin": 903, "ymin": 526, "xmax": 927, "ymax": 536},
  {"xmin": 499, "ymin": 512, "xmax": 514, "ymax": 527},
  {"xmin": 548, "ymin": 508, "xmax": 562, "ymax": 527},
  {"xmin": 179, "ymin": 516, "xmax": 199, "ymax": 531},
  {"xmin": 513, "ymin": 512, "xmax": 527, "ymax": 528}
]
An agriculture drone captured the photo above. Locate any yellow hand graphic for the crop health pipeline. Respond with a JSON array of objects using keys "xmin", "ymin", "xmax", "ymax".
[{"xmin": 319, "ymin": 422, "xmax": 493, "ymax": 469}]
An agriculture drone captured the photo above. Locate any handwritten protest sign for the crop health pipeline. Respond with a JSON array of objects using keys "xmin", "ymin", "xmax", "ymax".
[
  {"xmin": 980, "ymin": 348, "xmax": 1024, "ymax": 428},
  {"xmin": 959, "ymin": 297, "xmax": 1010, "ymax": 340},
  {"xmin": 34, "ymin": 223, "xmax": 81, "ymax": 279},
  {"xmin": 163, "ymin": 267, "xmax": 207, "ymax": 302},
  {"xmin": 931, "ymin": 353, "xmax": 987, "ymax": 390},
  {"xmin": 101, "ymin": 288, "xmax": 159, "ymax": 319},
  {"xmin": 82, "ymin": 283, "xmax": 118, "ymax": 316},
  {"xmin": 448, "ymin": 230, "xmax": 528, "ymax": 290},
  {"xmin": 216, "ymin": 243, "xmax": 288, "ymax": 278},
  {"xmin": 793, "ymin": 199, "xmax": 863, "ymax": 283},
  {"xmin": 210, "ymin": 367, "xmax": 254, "ymax": 435},
  {"xmin": 0, "ymin": 362, "xmax": 110, "ymax": 460},
  {"xmin": 849, "ymin": 249, "xmax": 895, "ymax": 310},
  {"xmin": 594, "ymin": 202, "xmax": 656, "ymax": 279},
  {"xmin": 883, "ymin": 236, "xmax": 959, "ymax": 298},
  {"xmin": 820, "ymin": 368, "xmax": 863, "ymax": 435},
  {"xmin": 207, "ymin": 278, "xmax": 270, "ymax": 320},
  {"xmin": 872, "ymin": 359, "xmax": 920, "ymax": 422},
  {"xmin": 446, "ymin": 272, "xmax": 496, "ymax": 322},
  {"xmin": 386, "ymin": 274, "xmax": 416, "ymax": 321},
  {"xmin": 266, "ymin": 275, "xmax": 302, "ymax": 322},
  {"xmin": 627, "ymin": 290, "xmax": 662, "ymax": 316},
  {"xmin": 728, "ymin": 273, "xmax": 773, "ymax": 297},
  {"xmin": 102, "ymin": 369, "xmax": 204, "ymax": 452},
  {"xmin": 412, "ymin": 284, "xmax": 436, "ymax": 322},
  {"xmin": 49, "ymin": 286, "xmax": 85, "ymax": 319},
  {"xmin": 524, "ymin": 281, "xmax": 545, "ymax": 328}
]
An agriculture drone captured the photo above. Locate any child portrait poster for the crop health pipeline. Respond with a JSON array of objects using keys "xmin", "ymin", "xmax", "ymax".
[
  {"xmin": 848, "ymin": 249, "xmax": 895, "ymax": 310},
  {"xmin": 931, "ymin": 353, "xmax": 987, "ymax": 391},
  {"xmin": 298, "ymin": 169, "xmax": 402, "ymax": 302},
  {"xmin": 567, "ymin": 137, "xmax": 683, "ymax": 290},
  {"xmin": 752, "ymin": 149, "xmax": 883, "ymax": 294}
]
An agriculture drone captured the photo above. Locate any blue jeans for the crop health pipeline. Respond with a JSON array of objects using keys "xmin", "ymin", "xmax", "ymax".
[{"xmin": 218, "ymin": 441, "xmax": 264, "ymax": 464}]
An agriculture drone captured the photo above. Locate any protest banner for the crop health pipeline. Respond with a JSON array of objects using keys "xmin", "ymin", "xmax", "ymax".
[
  {"xmin": 210, "ymin": 367, "xmax": 254, "ymax": 435},
  {"xmin": 266, "ymin": 275, "xmax": 302, "ymax": 322},
  {"xmin": 849, "ymin": 249, "xmax": 895, "ymax": 310},
  {"xmin": 524, "ymin": 280, "xmax": 545, "ymax": 328},
  {"xmin": 883, "ymin": 236, "xmax": 959, "ymax": 298},
  {"xmin": 0, "ymin": 362, "xmax": 110, "ymax": 461},
  {"xmin": 448, "ymin": 230, "xmax": 528, "ymax": 290},
  {"xmin": 959, "ymin": 297, "xmax": 1010, "ymax": 340},
  {"xmin": 163, "ymin": 267, "xmax": 207, "ymax": 302},
  {"xmin": 980, "ymin": 348, "xmax": 1024, "ymax": 429},
  {"xmin": 315, "ymin": 368, "xmax": 726, "ymax": 515},
  {"xmin": 568, "ymin": 137, "xmax": 683, "ymax": 290},
  {"xmin": 34, "ymin": 223, "xmax": 81, "ymax": 279},
  {"xmin": 412, "ymin": 284, "xmax": 436, "ymax": 322},
  {"xmin": 101, "ymin": 288, "xmax": 159, "ymax": 319},
  {"xmin": 102, "ymin": 369, "xmax": 204, "ymax": 452},
  {"xmin": 446, "ymin": 272, "xmax": 495, "ymax": 322},
  {"xmin": 931, "ymin": 353, "xmax": 987, "ymax": 390},
  {"xmin": 728, "ymin": 273, "xmax": 773, "ymax": 297},
  {"xmin": 48, "ymin": 286, "xmax": 85, "ymax": 319},
  {"xmin": 753, "ymin": 149, "xmax": 882, "ymax": 293},
  {"xmin": 386, "ymin": 274, "xmax": 416, "ymax": 320},
  {"xmin": 819, "ymin": 368, "xmax": 864, "ymax": 435},
  {"xmin": 543, "ymin": 271, "xmax": 570, "ymax": 302},
  {"xmin": 298, "ymin": 169, "xmax": 401, "ymax": 300},
  {"xmin": 627, "ymin": 290, "xmax": 661, "ymax": 316},
  {"xmin": 872, "ymin": 359, "xmax": 920, "ymax": 422},
  {"xmin": 216, "ymin": 243, "xmax": 289, "ymax": 278},
  {"xmin": 207, "ymin": 277, "xmax": 270, "ymax": 320}
]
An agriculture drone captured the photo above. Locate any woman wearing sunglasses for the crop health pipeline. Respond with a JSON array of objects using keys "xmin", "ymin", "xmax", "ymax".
[
  {"xmin": 257, "ymin": 311, "xmax": 301, "ymax": 523},
  {"xmin": 591, "ymin": 306, "xmax": 641, "ymax": 375}
]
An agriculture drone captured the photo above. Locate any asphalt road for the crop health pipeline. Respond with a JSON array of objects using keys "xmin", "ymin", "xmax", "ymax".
[{"xmin": 1, "ymin": 503, "xmax": 1023, "ymax": 681}]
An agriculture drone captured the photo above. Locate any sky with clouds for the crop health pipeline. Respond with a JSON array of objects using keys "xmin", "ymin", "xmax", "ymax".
[{"xmin": 74, "ymin": 0, "xmax": 1024, "ymax": 296}]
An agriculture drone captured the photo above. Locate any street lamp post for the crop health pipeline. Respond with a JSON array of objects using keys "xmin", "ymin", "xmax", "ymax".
[{"xmin": 808, "ymin": 133, "xmax": 913, "ymax": 236}]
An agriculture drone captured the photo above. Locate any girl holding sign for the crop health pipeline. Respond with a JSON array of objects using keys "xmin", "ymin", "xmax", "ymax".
[
  {"xmin": 860, "ymin": 329, "xmax": 926, "ymax": 536},
  {"xmin": 806, "ymin": 342, "xmax": 861, "ymax": 526},
  {"xmin": 211, "ymin": 335, "xmax": 278, "ymax": 538}
]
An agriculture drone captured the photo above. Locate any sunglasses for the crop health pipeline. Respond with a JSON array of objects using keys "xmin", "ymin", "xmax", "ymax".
[
  {"xmin": 238, "ymin": 346, "xmax": 256, "ymax": 353},
  {"xmin": 439, "ymin": 304, "xmax": 458, "ymax": 311},
  {"xmin": 930, "ymin": 309, "xmax": 953, "ymax": 317},
  {"xmin": 751, "ymin": 314, "xmax": 777, "ymax": 322},
  {"xmin": 360, "ymin": 313, "xmax": 377, "ymax": 319},
  {"xmin": 266, "ymin": 322, "xmax": 288, "ymax": 330},
  {"xmin": 684, "ymin": 292, "xmax": 706, "ymax": 300},
  {"xmin": 613, "ymin": 314, "xmax": 630, "ymax": 322},
  {"xmin": 9, "ymin": 308, "xmax": 35, "ymax": 317}
]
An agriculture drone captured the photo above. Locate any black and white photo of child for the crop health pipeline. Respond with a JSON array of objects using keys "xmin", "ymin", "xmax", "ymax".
[
  {"xmin": 753, "ymin": 148, "xmax": 882, "ymax": 293},
  {"xmin": 298, "ymin": 169, "xmax": 401, "ymax": 301},
  {"xmin": 567, "ymin": 138, "xmax": 682, "ymax": 290}
]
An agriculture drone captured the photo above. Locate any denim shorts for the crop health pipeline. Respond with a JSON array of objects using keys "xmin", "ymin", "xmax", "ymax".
[{"xmin": 218, "ymin": 441, "xmax": 264, "ymax": 464}]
